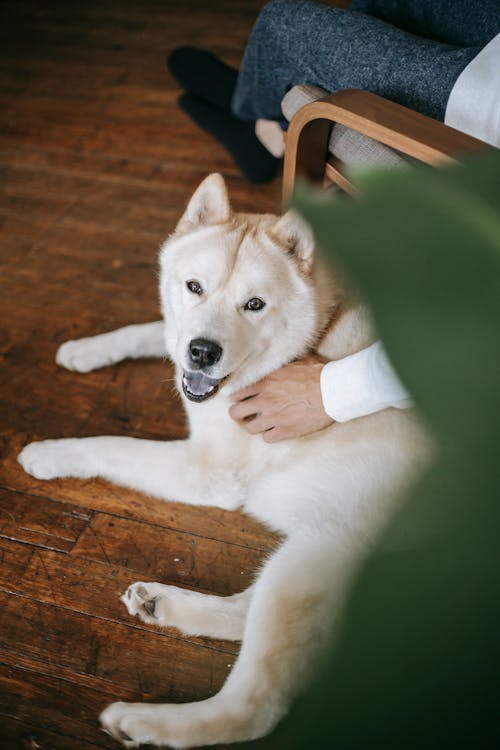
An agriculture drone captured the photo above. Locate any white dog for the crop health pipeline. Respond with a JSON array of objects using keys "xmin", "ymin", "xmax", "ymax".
[{"xmin": 18, "ymin": 174, "xmax": 427, "ymax": 748}]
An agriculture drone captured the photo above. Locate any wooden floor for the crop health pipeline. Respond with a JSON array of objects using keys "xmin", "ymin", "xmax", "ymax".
[{"xmin": 0, "ymin": 1, "xmax": 286, "ymax": 747}]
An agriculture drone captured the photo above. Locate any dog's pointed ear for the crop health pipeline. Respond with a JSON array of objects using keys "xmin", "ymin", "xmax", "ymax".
[
  {"xmin": 269, "ymin": 210, "xmax": 315, "ymax": 274},
  {"xmin": 176, "ymin": 173, "xmax": 232, "ymax": 233}
]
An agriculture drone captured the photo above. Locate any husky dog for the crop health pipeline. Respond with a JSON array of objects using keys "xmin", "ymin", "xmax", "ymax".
[{"xmin": 18, "ymin": 174, "xmax": 426, "ymax": 748}]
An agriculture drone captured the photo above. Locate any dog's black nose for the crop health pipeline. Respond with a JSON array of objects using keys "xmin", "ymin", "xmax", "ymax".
[{"xmin": 188, "ymin": 338, "xmax": 223, "ymax": 369}]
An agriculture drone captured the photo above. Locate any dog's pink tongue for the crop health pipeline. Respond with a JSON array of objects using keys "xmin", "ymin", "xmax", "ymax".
[{"xmin": 184, "ymin": 371, "xmax": 220, "ymax": 396}]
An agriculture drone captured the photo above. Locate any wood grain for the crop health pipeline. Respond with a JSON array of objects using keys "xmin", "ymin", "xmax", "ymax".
[
  {"xmin": 0, "ymin": 0, "xmax": 283, "ymax": 747},
  {"xmin": 0, "ymin": 590, "xmax": 234, "ymax": 698},
  {"xmin": 0, "ymin": 715, "xmax": 109, "ymax": 750}
]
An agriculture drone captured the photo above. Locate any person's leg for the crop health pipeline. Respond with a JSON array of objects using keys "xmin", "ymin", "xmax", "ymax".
[
  {"xmin": 350, "ymin": 0, "xmax": 500, "ymax": 48},
  {"xmin": 232, "ymin": 0, "xmax": 480, "ymax": 124},
  {"xmin": 167, "ymin": 0, "xmax": 481, "ymax": 182},
  {"xmin": 167, "ymin": 46, "xmax": 238, "ymax": 110},
  {"xmin": 178, "ymin": 93, "xmax": 280, "ymax": 183},
  {"xmin": 167, "ymin": 45, "xmax": 280, "ymax": 183}
]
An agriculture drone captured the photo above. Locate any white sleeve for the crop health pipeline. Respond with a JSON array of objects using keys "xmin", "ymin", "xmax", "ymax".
[
  {"xmin": 444, "ymin": 33, "xmax": 500, "ymax": 148},
  {"xmin": 320, "ymin": 341, "xmax": 413, "ymax": 422}
]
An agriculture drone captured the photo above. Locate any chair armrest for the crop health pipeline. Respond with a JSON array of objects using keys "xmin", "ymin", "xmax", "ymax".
[{"xmin": 282, "ymin": 88, "xmax": 489, "ymax": 206}]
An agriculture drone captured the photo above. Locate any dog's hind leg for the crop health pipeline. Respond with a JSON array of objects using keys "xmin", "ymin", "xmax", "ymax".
[
  {"xmin": 122, "ymin": 582, "xmax": 254, "ymax": 641},
  {"xmin": 100, "ymin": 531, "xmax": 358, "ymax": 748},
  {"xmin": 56, "ymin": 320, "xmax": 166, "ymax": 372}
]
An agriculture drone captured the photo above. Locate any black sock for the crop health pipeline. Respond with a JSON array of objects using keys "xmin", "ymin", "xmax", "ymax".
[
  {"xmin": 178, "ymin": 94, "xmax": 280, "ymax": 184},
  {"xmin": 167, "ymin": 46, "xmax": 238, "ymax": 111}
]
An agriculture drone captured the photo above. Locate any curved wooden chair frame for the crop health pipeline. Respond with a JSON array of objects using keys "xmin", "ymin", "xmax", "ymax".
[{"xmin": 282, "ymin": 88, "xmax": 488, "ymax": 207}]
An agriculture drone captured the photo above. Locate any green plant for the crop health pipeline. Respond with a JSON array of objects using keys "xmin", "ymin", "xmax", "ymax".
[{"xmin": 264, "ymin": 151, "xmax": 500, "ymax": 748}]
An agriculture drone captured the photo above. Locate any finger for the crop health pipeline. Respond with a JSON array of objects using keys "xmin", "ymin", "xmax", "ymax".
[
  {"xmin": 230, "ymin": 384, "xmax": 261, "ymax": 402},
  {"xmin": 229, "ymin": 400, "xmax": 260, "ymax": 421},
  {"xmin": 262, "ymin": 427, "xmax": 284, "ymax": 443},
  {"xmin": 263, "ymin": 425, "xmax": 299, "ymax": 443},
  {"xmin": 262, "ymin": 427, "xmax": 283, "ymax": 443},
  {"xmin": 241, "ymin": 415, "xmax": 275, "ymax": 435}
]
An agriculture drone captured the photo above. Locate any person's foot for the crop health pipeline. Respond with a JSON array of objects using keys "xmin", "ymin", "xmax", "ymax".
[
  {"xmin": 178, "ymin": 93, "xmax": 280, "ymax": 184},
  {"xmin": 255, "ymin": 119, "xmax": 285, "ymax": 158},
  {"xmin": 167, "ymin": 46, "xmax": 238, "ymax": 111}
]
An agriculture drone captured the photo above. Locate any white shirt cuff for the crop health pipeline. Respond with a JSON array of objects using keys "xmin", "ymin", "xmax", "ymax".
[
  {"xmin": 445, "ymin": 33, "xmax": 500, "ymax": 148},
  {"xmin": 320, "ymin": 342, "xmax": 413, "ymax": 422}
]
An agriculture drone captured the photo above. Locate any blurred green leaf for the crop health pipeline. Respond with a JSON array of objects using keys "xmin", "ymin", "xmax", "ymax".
[
  {"xmin": 257, "ymin": 151, "xmax": 500, "ymax": 749},
  {"xmin": 294, "ymin": 152, "xmax": 500, "ymax": 442}
]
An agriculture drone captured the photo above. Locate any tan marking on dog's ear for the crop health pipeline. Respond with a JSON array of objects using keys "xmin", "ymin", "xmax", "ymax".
[
  {"xmin": 269, "ymin": 210, "xmax": 315, "ymax": 274},
  {"xmin": 176, "ymin": 173, "xmax": 232, "ymax": 233}
]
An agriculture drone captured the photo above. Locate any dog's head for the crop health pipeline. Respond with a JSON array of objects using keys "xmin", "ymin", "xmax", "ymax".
[{"xmin": 159, "ymin": 174, "xmax": 337, "ymax": 402}]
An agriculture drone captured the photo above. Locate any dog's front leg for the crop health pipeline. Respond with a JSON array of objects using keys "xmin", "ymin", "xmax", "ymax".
[
  {"xmin": 18, "ymin": 436, "xmax": 243, "ymax": 509},
  {"xmin": 56, "ymin": 320, "xmax": 166, "ymax": 372},
  {"xmin": 122, "ymin": 582, "xmax": 254, "ymax": 641}
]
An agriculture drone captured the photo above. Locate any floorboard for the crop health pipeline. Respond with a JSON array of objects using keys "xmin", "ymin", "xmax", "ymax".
[{"xmin": 0, "ymin": 1, "xmax": 287, "ymax": 747}]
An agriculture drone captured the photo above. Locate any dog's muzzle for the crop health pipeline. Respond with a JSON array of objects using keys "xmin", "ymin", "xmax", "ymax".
[{"xmin": 183, "ymin": 338, "xmax": 226, "ymax": 402}]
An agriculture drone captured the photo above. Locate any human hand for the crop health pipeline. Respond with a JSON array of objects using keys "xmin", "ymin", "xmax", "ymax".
[{"xmin": 229, "ymin": 354, "xmax": 334, "ymax": 443}]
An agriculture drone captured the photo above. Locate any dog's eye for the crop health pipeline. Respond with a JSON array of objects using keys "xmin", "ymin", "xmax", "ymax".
[
  {"xmin": 245, "ymin": 297, "xmax": 266, "ymax": 312},
  {"xmin": 186, "ymin": 280, "xmax": 203, "ymax": 295}
]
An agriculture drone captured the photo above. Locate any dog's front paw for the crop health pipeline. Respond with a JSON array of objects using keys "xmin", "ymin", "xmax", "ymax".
[
  {"xmin": 122, "ymin": 582, "xmax": 165, "ymax": 625},
  {"xmin": 100, "ymin": 702, "xmax": 161, "ymax": 748},
  {"xmin": 18, "ymin": 439, "xmax": 91, "ymax": 480},
  {"xmin": 56, "ymin": 337, "xmax": 114, "ymax": 372}
]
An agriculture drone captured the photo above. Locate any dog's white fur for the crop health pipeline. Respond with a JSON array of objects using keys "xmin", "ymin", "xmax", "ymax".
[{"xmin": 18, "ymin": 174, "xmax": 427, "ymax": 748}]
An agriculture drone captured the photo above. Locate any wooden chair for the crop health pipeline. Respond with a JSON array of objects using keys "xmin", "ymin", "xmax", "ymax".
[{"xmin": 280, "ymin": 87, "xmax": 489, "ymax": 206}]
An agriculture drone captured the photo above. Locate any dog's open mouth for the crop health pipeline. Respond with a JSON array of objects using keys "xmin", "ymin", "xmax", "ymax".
[{"xmin": 182, "ymin": 371, "xmax": 228, "ymax": 402}]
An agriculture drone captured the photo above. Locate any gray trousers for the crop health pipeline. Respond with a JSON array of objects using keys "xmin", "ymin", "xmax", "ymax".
[{"xmin": 231, "ymin": 0, "xmax": 499, "ymax": 125}]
